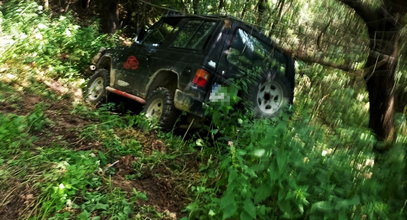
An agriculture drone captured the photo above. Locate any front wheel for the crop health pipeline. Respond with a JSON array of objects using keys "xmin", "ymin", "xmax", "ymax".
[
  {"xmin": 142, "ymin": 87, "xmax": 178, "ymax": 130},
  {"xmin": 84, "ymin": 69, "xmax": 109, "ymax": 106}
]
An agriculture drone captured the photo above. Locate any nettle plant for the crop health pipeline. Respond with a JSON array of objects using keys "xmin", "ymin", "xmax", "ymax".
[{"xmin": 185, "ymin": 77, "xmax": 400, "ymax": 219}]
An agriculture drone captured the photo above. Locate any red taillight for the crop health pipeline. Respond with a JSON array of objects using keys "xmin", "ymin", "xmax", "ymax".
[{"xmin": 192, "ymin": 68, "xmax": 210, "ymax": 88}]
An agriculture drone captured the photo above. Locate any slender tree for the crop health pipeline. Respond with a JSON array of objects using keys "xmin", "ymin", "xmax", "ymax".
[
  {"xmin": 256, "ymin": 0, "xmax": 268, "ymax": 25},
  {"xmin": 192, "ymin": 0, "xmax": 200, "ymax": 14},
  {"xmin": 80, "ymin": 0, "xmax": 91, "ymax": 9},
  {"xmin": 99, "ymin": 0, "xmax": 120, "ymax": 33},
  {"xmin": 219, "ymin": 0, "xmax": 225, "ymax": 11}
]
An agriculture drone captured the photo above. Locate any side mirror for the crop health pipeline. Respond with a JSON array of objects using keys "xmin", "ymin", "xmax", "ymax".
[{"xmin": 134, "ymin": 36, "xmax": 141, "ymax": 44}]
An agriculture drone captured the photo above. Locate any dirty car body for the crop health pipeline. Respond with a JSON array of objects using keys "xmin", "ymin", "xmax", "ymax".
[{"xmin": 87, "ymin": 14, "xmax": 295, "ymax": 128}]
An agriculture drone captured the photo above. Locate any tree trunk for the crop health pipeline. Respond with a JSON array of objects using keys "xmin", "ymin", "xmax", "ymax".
[
  {"xmin": 271, "ymin": 0, "xmax": 285, "ymax": 31},
  {"xmin": 241, "ymin": 0, "xmax": 250, "ymax": 19},
  {"xmin": 99, "ymin": 0, "xmax": 120, "ymax": 34},
  {"xmin": 365, "ymin": 47, "xmax": 398, "ymax": 149},
  {"xmin": 192, "ymin": 0, "xmax": 200, "ymax": 14},
  {"xmin": 256, "ymin": 0, "xmax": 267, "ymax": 25},
  {"xmin": 43, "ymin": 0, "xmax": 49, "ymax": 10},
  {"xmin": 80, "ymin": 0, "xmax": 91, "ymax": 9},
  {"xmin": 338, "ymin": 0, "xmax": 407, "ymax": 151},
  {"xmin": 219, "ymin": 0, "xmax": 225, "ymax": 12},
  {"xmin": 365, "ymin": 22, "xmax": 402, "ymax": 150}
]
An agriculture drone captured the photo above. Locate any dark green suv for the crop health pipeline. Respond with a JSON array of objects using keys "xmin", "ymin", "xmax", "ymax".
[{"xmin": 85, "ymin": 14, "xmax": 295, "ymax": 129}]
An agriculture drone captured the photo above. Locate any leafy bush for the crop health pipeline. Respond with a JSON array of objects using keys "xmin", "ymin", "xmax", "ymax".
[
  {"xmin": 0, "ymin": 103, "xmax": 50, "ymax": 156},
  {"xmin": 36, "ymin": 148, "xmax": 103, "ymax": 218},
  {"xmin": 0, "ymin": 113, "xmax": 32, "ymax": 155}
]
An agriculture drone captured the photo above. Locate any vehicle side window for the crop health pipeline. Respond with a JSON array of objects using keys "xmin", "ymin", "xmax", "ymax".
[
  {"xmin": 171, "ymin": 20, "xmax": 217, "ymax": 50},
  {"xmin": 143, "ymin": 22, "xmax": 177, "ymax": 46},
  {"xmin": 227, "ymin": 29, "xmax": 286, "ymax": 74}
]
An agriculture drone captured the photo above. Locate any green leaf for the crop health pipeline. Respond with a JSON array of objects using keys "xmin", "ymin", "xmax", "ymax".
[
  {"xmin": 228, "ymin": 168, "xmax": 238, "ymax": 185},
  {"xmin": 310, "ymin": 201, "xmax": 332, "ymax": 213},
  {"xmin": 253, "ymin": 148, "xmax": 265, "ymax": 157},
  {"xmin": 297, "ymin": 203, "xmax": 304, "ymax": 215},
  {"xmin": 254, "ymin": 183, "xmax": 272, "ymax": 203},
  {"xmin": 335, "ymin": 196, "xmax": 360, "ymax": 210},
  {"xmin": 276, "ymin": 153, "xmax": 287, "ymax": 172},
  {"xmin": 196, "ymin": 138, "xmax": 205, "ymax": 147},
  {"xmin": 220, "ymin": 192, "xmax": 237, "ymax": 219},
  {"xmin": 240, "ymin": 211, "xmax": 252, "ymax": 220},
  {"xmin": 77, "ymin": 210, "xmax": 91, "ymax": 220},
  {"xmin": 278, "ymin": 200, "xmax": 293, "ymax": 217},
  {"xmin": 243, "ymin": 199, "xmax": 256, "ymax": 220},
  {"xmin": 208, "ymin": 209, "xmax": 216, "ymax": 216},
  {"xmin": 97, "ymin": 151, "xmax": 107, "ymax": 165},
  {"xmin": 93, "ymin": 203, "xmax": 108, "ymax": 210}
]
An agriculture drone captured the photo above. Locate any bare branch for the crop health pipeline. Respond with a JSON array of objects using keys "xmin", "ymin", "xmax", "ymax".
[
  {"xmin": 279, "ymin": 47, "xmax": 355, "ymax": 72},
  {"xmin": 280, "ymin": 47, "xmax": 390, "ymax": 76},
  {"xmin": 385, "ymin": 0, "xmax": 407, "ymax": 14}
]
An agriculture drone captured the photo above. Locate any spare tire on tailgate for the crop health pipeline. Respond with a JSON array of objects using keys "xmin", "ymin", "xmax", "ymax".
[{"xmin": 243, "ymin": 70, "xmax": 293, "ymax": 118}]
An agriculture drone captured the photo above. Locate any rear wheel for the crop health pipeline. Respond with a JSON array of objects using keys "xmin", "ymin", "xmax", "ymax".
[{"xmin": 143, "ymin": 87, "xmax": 178, "ymax": 130}]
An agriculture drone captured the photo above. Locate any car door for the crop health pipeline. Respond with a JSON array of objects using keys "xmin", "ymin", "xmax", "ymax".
[
  {"xmin": 124, "ymin": 19, "xmax": 181, "ymax": 97},
  {"xmin": 112, "ymin": 44, "xmax": 149, "ymax": 96}
]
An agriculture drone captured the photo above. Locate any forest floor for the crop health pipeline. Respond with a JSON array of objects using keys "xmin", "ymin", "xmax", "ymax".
[{"xmin": 0, "ymin": 57, "xmax": 199, "ymax": 219}]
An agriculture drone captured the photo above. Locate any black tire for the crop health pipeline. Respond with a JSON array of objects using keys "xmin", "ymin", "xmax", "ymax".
[
  {"xmin": 142, "ymin": 87, "xmax": 179, "ymax": 130},
  {"xmin": 244, "ymin": 71, "xmax": 293, "ymax": 118},
  {"xmin": 84, "ymin": 69, "xmax": 109, "ymax": 106}
]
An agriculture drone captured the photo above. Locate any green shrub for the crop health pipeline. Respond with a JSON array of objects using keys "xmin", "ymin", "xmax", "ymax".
[{"xmin": 0, "ymin": 113, "xmax": 32, "ymax": 155}]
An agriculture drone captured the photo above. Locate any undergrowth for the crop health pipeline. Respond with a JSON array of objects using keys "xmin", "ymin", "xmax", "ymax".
[
  {"xmin": 182, "ymin": 65, "xmax": 406, "ymax": 219},
  {"xmin": 0, "ymin": 99, "xmax": 191, "ymax": 219}
]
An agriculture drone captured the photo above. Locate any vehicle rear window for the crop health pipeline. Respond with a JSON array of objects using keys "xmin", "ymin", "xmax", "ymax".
[
  {"xmin": 227, "ymin": 28, "xmax": 287, "ymax": 74},
  {"xmin": 171, "ymin": 20, "xmax": 217, "ymax": 50}
]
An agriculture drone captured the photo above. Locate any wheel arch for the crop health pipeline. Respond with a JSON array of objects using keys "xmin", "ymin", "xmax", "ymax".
[
  {"xmin": 96, "ymin": 55, "xmax": 115, "ymax": 87},
  {"xmin": 97, "ymin": 55, "xmax": 112, "ymax": 70},
  {"xmin": 146, "ymin": 69, "xmax": 179, "ymax": 97}
]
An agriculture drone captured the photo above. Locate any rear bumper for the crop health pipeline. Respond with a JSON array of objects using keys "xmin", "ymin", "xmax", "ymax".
[{"xmin": 174, "ymin": 89, "xmax": 205, "ymax": 117}]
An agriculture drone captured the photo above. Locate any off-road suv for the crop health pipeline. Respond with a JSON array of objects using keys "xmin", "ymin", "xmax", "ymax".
[{"xmin": 85, "ymin": 14, "xmax": 295, "ymax": 129}]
